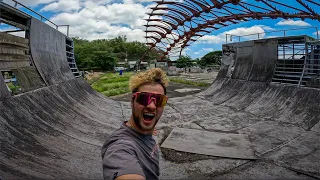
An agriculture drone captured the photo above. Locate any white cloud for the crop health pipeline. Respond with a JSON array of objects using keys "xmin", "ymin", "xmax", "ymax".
[
  {"xmin": 2, "ymin": 0, "xmax": 56, "ymax": 7},
  {"xmin": 194, "ymin": 51, "xmax": 200, "ymax": 55},
  {"xmin": 313, "ymin": 30, "xmax": 320, "ymax": 36},
  {"xmin": 202, "ymin": 48, "xmax": 213, "ymax": 52},
  {"xmin": 126, "ymin": 0, "xmax": 156, "ymax": 2},
  {"xmin": 266, "ymin": 35, "xmax": 279, "ymax": 38},
  {"xmin": 48, "ymin": 1, "xmax": 151, "ymax": 42},
  {"xmin": 276, "ymin": 20, "xmax": 311, "ymax": 26},
  {"xmin": 84, "ymin": 0, "xmax": 113, "ymax": 5},
  {"xmin": 8, "ymin": 31, "xmax": 26, "ymax": 38},
  {"xmin": 198, "ymin": 35, "xmax": 223, "ymax": 44},
  {"xmin": 255, "ymin": 25, "xmax": 275, "ymax": 31},
  {"xmin": 41, "ymin": 0, "xmax": 81, "ymax": 12},
  {"xmin": 0, "ymin": 27, "xmax": 26, "ymax": 38},
  {"xmin": 198, "ymin": 25, "xmax": 266, "ymax": 44}
]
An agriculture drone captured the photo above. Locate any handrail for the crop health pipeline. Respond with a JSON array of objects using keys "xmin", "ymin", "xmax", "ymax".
[
  {"xmin": 1, "ymin": 0, "xmax": 70, "ymax": 36},
  {"xmin": 298, "ymin": 43, "xmax": 308, "ymax": 87},
  {"xmin": 226, "ymin": 26, "xmax": 319, "ymax": 44},
  {"xmin": 10, "ymin": 0, "xmax": 57, "ymax": 28}
]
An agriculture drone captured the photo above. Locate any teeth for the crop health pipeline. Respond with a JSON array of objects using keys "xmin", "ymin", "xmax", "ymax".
[{"xmin": 144, "ymin": 113, "xmax": 155, "ymax": 117}]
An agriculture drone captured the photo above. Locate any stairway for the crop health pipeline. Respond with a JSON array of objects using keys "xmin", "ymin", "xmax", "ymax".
[
  {"xmin": 66, "ymin": 37, "xmax": 80, "ymax": 77},
  {"xmin": 272, "ymin": 42, "xmax": 320, "ymax": 87}
]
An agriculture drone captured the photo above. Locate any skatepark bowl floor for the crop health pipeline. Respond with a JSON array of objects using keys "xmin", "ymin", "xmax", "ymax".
[
  {"xmin": 1, "ymin": 71, "xmax": 320, "ymax": 179},
  {"xmin": 1, "ymin": 18, "xmax": 319, "ymax": 179}
]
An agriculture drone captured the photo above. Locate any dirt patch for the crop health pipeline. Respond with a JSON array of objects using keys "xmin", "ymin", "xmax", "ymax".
[
  {"xmin": 161, "ymin": 148, "xmax": 218, "ymax": 163},
  {"xmin": 110, "ymin": 70, "xmax": 217, "ymax": 102},
  {"xmin": 110, "ymin": 81, "xmax": 208, "ymax": 102},
  {"xmin": 84, "ymin": 71, "xmax": 104, "ymax": 81}
]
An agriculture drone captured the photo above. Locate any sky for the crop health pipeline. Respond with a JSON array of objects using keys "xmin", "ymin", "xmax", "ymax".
[{"xmin": 1, "ymin": 0, "xmax": 319, "ymax": 60}]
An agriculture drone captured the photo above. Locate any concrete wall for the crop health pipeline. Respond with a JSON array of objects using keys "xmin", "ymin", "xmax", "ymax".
[
  {"xmin": 0, "ymin": 73, "xmax": 10, "ymax": 99},
  {"xmin": 0, "ymin": 78, "xmax": 122, "ymax": 179},
  {"xmin": 29, "ymin": 18, "xmax": 74, "ymax": 85},
  {"xmin": 0, "ymin": 32, "xmax": 30, "ymax": 71},
  {"xmin": 220, "ymin": 39, "xmax": 277, "ymax": 83},
  {"xmin": 232, "ymin": 41, "xmax": 254, "ymax": 80},
  {"xmin": 198, "ymin": 78, "xmax": 320, "ymax": 130},
  {"xmin": 249, "ymin": 39, "xmax": 277, "ymax": 82},
  {"xmin": 12, "ymin": 67, "xmax": 46, "ymax": 92}
]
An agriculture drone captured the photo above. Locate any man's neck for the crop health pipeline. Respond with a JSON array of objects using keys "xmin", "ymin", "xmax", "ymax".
[{"xmin": 126, "ymin": 118, "xmax": 153, "ymax": 135}]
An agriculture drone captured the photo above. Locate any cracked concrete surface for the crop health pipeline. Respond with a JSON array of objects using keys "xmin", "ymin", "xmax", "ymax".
[
  {"xmin": 1, "ymin": 15, "xmax": 319, "ymax": 179},
  {"xmin": 114, "ymin": 77, "xmax": 320, "ymax": 180},
  {"xmin": 2, "ymin": 77, "xmax": 319, "ymax": 179}
]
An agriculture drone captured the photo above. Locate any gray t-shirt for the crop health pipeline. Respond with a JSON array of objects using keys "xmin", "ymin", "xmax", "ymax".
[{"xmin": 101, "ymin": 122, "xmax": 159, "ymax": 180}]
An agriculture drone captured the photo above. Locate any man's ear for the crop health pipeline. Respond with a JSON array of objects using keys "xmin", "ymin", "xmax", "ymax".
[{"xmin": 131, "ymin": 96, "xmax": 134, "ymax": 108}]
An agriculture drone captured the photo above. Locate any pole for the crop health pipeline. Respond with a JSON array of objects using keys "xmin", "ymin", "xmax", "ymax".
[
  {"xmin": 316, "ymin": 27, "xmax": 319, "ymax": 40},
  {"xmin": 226, "ymin": 34, "xmax": 228, "ymax": 44},
  {"xmin": 298, "ymin": 43, "xmax": 308, "ymax": 87}
]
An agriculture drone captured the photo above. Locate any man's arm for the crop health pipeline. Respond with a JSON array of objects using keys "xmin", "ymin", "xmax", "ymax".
[
  {"xmin": 102, "ymin": 139, "xmax": 146, "ymax": 180},
  {"xmin": 116, "ymin": 174, "xmax": 145, "ymax": 180}
]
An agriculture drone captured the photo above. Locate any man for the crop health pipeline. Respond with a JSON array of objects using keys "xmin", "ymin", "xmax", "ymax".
[{"xmin": 101, "ymin": 68, "xmax": 169, "ymax": 180}]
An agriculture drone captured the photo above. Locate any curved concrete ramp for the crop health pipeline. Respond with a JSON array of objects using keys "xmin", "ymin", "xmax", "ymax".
[
  {"xmin": 0, "ymin": 79, "xmax": 123, "ymax": 179},
  {"xmin": 1, "ymin": 8, "xmax": 319, "ymax": 179},
  {"xmin": 0, "ymin": 73, "xmax": 11, "ymax": 99},
  {"xmin": 29, "ymin": 18, "xmax": 74, "ymax": 85},
  {"xmin": 1, "ymin": 77, "xmax": 319, "ymax": 179}
]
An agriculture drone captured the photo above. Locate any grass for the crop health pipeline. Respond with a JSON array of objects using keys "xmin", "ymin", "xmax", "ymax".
[
  {"xmin": 7, "ymin": 83, "xmax": 21, "ymax": 94},
  {"xmin": 89, "ymin": 71, "xmax": 210, "ymax": 97},
  {"xmin": 90, "ymin": 72, "xmax": 134, "ymax": 97},
  {"xmin": 169, "ymin": 77, "xmax": 210, "ymax": 87},
  {"xmin": 101, "ymin": 88, "xmax": 130, "ymax": 96}
]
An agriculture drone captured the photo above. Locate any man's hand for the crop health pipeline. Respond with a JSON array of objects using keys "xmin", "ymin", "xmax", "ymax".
[
  {"xmin": 152, "ymin": 128, "xmax": 157, "ymax": 136},
  {"xmin": 116, "ymin": 174, "xmax": 145, "ymax": 180}
]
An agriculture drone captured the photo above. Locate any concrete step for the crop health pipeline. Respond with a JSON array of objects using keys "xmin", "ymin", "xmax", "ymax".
[
  {"xmin": 0, "ymin": 54, "xmax": 30, "ymax": 61},
  {"xmin": 273, "ymin": 74, "xmax": 313, "ymax": 79},
  {"xmin": 274, "ymin": 71, "xmax": 317, "ymax": 75},
  {"xmin": 0, "ymin": 47, "xmax": 27, "ymax": 55},
  {"xmin": 66, "ymin": 44, "xmax": 73, "ymax": 49},
  {"xmin": 272, "ymin": 78, "xmax": 306, "ymax": 83},
  {"xmin": 271, "ymin": 81, "xmax": 306, "ymax": 86},
  {"xmin": 276, "ymin": 67, "xmax": 319, "ymax": 70},
  {"xmin": 0, "ymin": 40, "xmax": 29, "ymax": 49},
  {"xmin": 0, "ymin": 32, "xmax": 28, "ymax": 44}
]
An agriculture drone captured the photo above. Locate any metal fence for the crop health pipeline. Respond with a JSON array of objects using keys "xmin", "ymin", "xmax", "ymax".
[
  {"xmin": 226, "ymin": 26, "xmax": 319, "ymax": 44},
  {"xmin": 0, "ymin": 0, "xmax": 70, "ymax": 36}
]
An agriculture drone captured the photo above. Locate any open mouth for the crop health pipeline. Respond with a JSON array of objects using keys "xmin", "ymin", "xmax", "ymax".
[{"xmin": 143, "ymin": 113, "xmax": 155, "ymax": 122}]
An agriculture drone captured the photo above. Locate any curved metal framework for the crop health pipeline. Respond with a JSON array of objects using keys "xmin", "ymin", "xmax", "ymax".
[{"xmin": 144, "ymin": 0, "xmax": 320, "ymax": 59}]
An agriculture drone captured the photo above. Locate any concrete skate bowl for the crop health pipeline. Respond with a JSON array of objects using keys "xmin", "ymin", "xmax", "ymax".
[{"xmin": 1, "ymin": 5, "xmax": 320, "ymax": 180}]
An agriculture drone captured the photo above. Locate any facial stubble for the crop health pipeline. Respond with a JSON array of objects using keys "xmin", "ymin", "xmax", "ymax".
[{"xmin": 132, "ymin": 106, "xmax": 158, "ymax": 132}]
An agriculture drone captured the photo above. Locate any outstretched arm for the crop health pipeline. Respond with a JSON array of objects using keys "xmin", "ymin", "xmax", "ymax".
[
  {"xmin": 116, "ymin": 174, "xmax": 145, "ymax": 180},
  {"xmin": 102, "ymin": 139, "xmax": 146, "ymax": 180}
]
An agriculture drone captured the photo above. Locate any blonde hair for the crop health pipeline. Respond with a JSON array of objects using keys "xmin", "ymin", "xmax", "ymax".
[{"xmin": 129, "ymin": 68, "xmax": 169, "ymax": 94}]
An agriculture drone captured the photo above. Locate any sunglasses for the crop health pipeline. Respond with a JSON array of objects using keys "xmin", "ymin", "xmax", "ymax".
[{"xmin": 133, "ymin": 92, "xmax": 168, "ymax": 107}]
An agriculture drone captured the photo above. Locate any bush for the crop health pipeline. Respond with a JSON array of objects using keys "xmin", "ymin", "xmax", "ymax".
[
  {"xmin": 169, "ymin": 77, "xmax": 210, "ymax": 87},
  {"xmin": 89, "ymin": 72, "xmax": 134, "ymax": 96},
  {"xmin": 102, "ymin": 87, "xmax": 130, "ymax": 96}
]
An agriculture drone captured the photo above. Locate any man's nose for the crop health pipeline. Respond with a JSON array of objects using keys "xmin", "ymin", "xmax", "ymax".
[{"xmin": 147, "ymin": 99, "xmax": 157, "ymax": 110}]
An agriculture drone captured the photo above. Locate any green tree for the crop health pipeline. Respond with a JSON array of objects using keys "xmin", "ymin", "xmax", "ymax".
[
  {"xmin": 176, "ymin": 55, "xmax": 193, "ymax": 68},
  {"xmin": 72, "ymin": 36, "xmax": 164, "ymax": 71},
  {"xmin": 91, "ymin": 51, "xmax": 118, "ymax": 71},
  {"xmin": 198, "ymin": 50, "xmax": 222, "ymax": 68}
]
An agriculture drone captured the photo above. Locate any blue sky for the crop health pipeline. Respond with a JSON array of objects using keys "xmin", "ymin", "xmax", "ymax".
[{"xmin": 1, "ymin": 0, "xmax": 319, "ymax": 60}]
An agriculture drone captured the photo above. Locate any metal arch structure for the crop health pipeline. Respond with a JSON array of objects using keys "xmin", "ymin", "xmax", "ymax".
[{"xmin": 143, "ymin": 0, "xmax": 320, "ymax": 60}]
